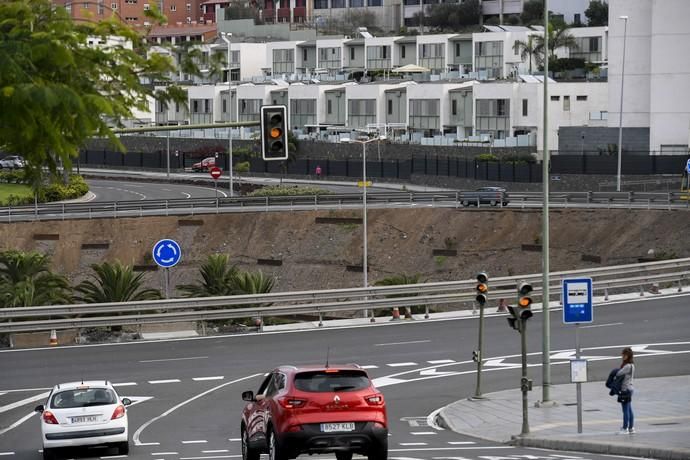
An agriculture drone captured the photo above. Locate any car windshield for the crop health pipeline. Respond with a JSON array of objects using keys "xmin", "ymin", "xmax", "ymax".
[
  {"xmin": 51, "ymin": 388, "xmax": 117, "ymax": 408},
  {"xmin": 294, "ymin": 370, "xmax": 370, "ymax": 392}
]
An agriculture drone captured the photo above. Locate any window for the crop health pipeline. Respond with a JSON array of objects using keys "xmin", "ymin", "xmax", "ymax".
[
  {"xmin": 382, "ymin": 46, "xmax": 387, "ymax": 59},
  {"xmin": 186, "ymin": 3, "xmax": 191, "ymax": 11},
  {"xmin": 186, "ymin": 17, "xmax": 191, "ymax": 23},
  {"xmin": 401, "ymin": 45, "xmax": 406, "ymax": 59},
  {"xmin": 388, "ymin": 99, "xmax": 393, "ymax": 115},
  {"xmin": 170, "ymin": 4, "xmax": 176, "ymax": 11},
  {"xmin": 83, "ymin": 2, "xmax": 89, "ymax": 7},
  {"xmin": 111, "ymin": 2, "xmax": 117, "ymax": 9},
  {"xmin": 574, "ymin": 13, "xmax": 581, "ymax": 25},
  {"xmin": 125, "ymin": 0, "xmax": 137, "ymax": 3},
  {"xmin": 192, "ymin": 100, "xmax": 199, "ymax": 112},
  {"xmin": 452, "ymin": 99, "xmax": 457, "ymax": 116},
  {"xmin": 332, "ymin": 0, "xmax": 345, "ymax": 7},
  {"xmin": 204, "ymin": 99, "xmax": 210, "ymax": 113},
  {"xmin": 294, "ymin": 370, "xmax": 370, "ymax": 393},
  {"xmin": 576, "ymin": 95, "xmax": 587, "ymax": 101},
  {"xmin": 222, "ymin": 99, "xmax": 227, "ymax": 113},
  {"xmin": 314, "ymin": 0, "xmax": 328, "ymax": 8},
  {"xmin": 497, "ymin": 99, "xmax": 506, "ymax": 116},
  {"xmin": 350, "ymin": 0, "xmax": 364, "ymax": 6},
  {"xmin": 303, "ymin": 48, "xmax": 308, "ymax": 62},
  {"xmin": 563, "ymin": 95, "xmax": 570, "ymax": 111},
  {"xmin": 144, "ymin": 3, "xmax": 150, "ymax": 9},
  {"xmin": 550, "ymin": 95, "xmax": 560, "ymax": 101},
  {"xmin": 327, "ymin": 99, "xmax": 332, "ymax": 114},
  {"xmin": 350, "ymin": 47, "xmax": 355, "ymax": 60},
  {"xmin": 51, "ymin": 389, "xmax": 117, "ymax": 409},
  {"xmin": 455, "ymin": 43, "xmax": 460, "ymax": 57},
  {"xmin": 522, "ymin": 99, "xmax": 528, "ymax": 116},
  {"xmin": 368, "ymin": 0, "xmax": 382, "ymax": 5},
  {"xmin": 175, "ymin": 102, "xmax": 180, "ymax": 113}
]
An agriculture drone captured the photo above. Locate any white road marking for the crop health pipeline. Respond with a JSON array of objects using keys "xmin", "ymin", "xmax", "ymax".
[
  {"xmin": 426, "ymin": 408, "xmax": 445, "ymax": 431},
  {"xmin": 179, "ymin": 456, "xmax": 241, "ymax": 460},
  {"xmin": 387, "ymin": 362, "xmax": 418, "ymax": 367},
  {"xmin": 360, "ymin": 365, "xmax": 379, "ymax": 369},
  {"xmin": 228, "ymin": 438, "xmax": 241, "ymax": 442},
  {"xmin": 151, "ymin": 453, "xmax": 178, "ymax": 456},
  {"xmin": 194, "ymin": 186, "xmax": 229, "ymax": 198},
  {"xmin": 113, "ymin": 382, "xmax": 137, "ymax": 387},
  {"xmin": 181, "ymin": 192, "xmax": 192, "ymax": 198},
  {"xmin": 137, "ymin": 442, "xmax": 160, "ymax": 446},
  {"xmin": 182, "ymin": 440, "xmax": 208, "ymax": 444},
  {"xmin": 427, "ymin": 359, "xmax": 455, "ymax": 364},
  {"xmin": 193, "ymin": 376, "xmax": 225, "ymax": 381},
  {"xmin": 447, "ymin": 442, "xmax": 475, "ymax": 445},
  {"xmin": 134, "ymin": 374, "xmax": 261, "ymax": 446},
  {"xmin": 410, "ymin": 432, "xmax": 437, "ymax": 435},
  {"xmin": 580, "ymin": 322, "xmax": 623, "ymax": 329},
  {"xmin": 400, "ymin": 443, "xmax": 427, "ymax": 446},
  {"xmin": 148, "ymin": 379, "xmax": 181, "ymax": 384},
  {"xmin": 0, "ymin": 412, "xmax": 37, "ymax": 435},
  {"xmin": 483, "ymin": 359, "xmax": 521, "ymax": 368},
  {"xmin": 0, "ymin": 453, "xmax": 15, "ymax": 456},
  {"xmin": 100, "ymin": 456, "xmax": 128, "ymax": 459},
  {"xmin": 376, "ymin": 340, "xmax": 430, "ymax": 347},
  {"xmin": 140, "ymin": 356, "xmax": 208, "ymax": 363},
  {"xmin": 390, "ymin": 447, "xmax": 514, "ymax": 452},
  {"xmin": 202, "ymin": 451, "xmax": 229, "ymax": 454},
  {"xmin": 0, "ymin": 392, "xmax": 49, "ymax": 414}
]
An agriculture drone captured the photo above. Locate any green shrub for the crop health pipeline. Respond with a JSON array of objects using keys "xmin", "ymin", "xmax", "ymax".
[
  {"xmin": 4, "ymin": 194, "xmax": 33, "ymax": 206},
  {"xmin": 476, "ymin": 153, "xmax": 499, "ymax": 162},
  {"xmin": 234, "ymin": 161, "xmax": 250, "ymax": 173},
  {"xmin": 0, "ymin": 170, "xmax": 28, "ymax": 184},
  {"xmin": 248, "ymin": 185, "xmax": 333, "ymax": 197},
  {"xmin": 43, "ymin": 175, "xmax": 89, "ymax": 202}
]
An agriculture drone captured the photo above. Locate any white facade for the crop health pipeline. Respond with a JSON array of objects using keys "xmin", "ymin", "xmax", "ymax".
[{"xmin": 608, "ymin": 0, "xmax": 690, "ymax": 153}]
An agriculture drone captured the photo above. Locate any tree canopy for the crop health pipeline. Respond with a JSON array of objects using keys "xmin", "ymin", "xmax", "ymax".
[
  {"xmin": 585, "ymin": 0, "xmax": 608, "ymax": 26},
  {"xmin": 0, "ymin": 0, "xmax": 185, "ymax": 186},
  {"xmin": 521, "ymin": 0, "xmax": 544, "ymax": 25},
  {"xmin": 415, "ymin": 0, "xmax": 481, "ymax": 32}
]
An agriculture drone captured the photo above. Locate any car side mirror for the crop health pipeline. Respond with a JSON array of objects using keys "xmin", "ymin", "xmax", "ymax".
[
  {"xmin": 35, "ymin": 405, "xmax": 44, "ymax": 413},
  {"xmin": 121, "ymin": 398, "xmax": 132, "ymax": 406},
  {"xmin": 242, "ymin": 391, "xmax": 255, "ymax": 402}
]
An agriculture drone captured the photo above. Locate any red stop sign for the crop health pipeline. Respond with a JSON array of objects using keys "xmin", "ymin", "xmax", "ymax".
[{"xmin": 209, "ymin": 166, "xmax": 222, "ymax": 180}]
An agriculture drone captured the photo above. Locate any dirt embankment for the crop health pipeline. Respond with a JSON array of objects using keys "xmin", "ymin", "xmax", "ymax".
[{"xmin": 1, "ymin": 208, "xmax": 688, "ymax": 293}]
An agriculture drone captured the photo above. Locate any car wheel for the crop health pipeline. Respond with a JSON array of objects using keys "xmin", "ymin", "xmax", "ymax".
[
  {"xmin": 336, "ymin": 453, "xmax": 353, "ymax": 460},
  {"xmin": 242, "ymin": 428, "xmax": 260, "ymax": 460},
  {"xmin": 117, "ymin": 442, "xmax": 129, "ymax": 455},
  {"xmin": 367, "ymin": 438, "xmax": 388, "ymax": 460},
  {"xmin": 503, "ymin": 201, "xmax": 509, "ymax": 206},
  {"xmin": 490, "ymin": 200, "xmax": 497, "ymax": 206},
  {"xmin": 268, "ymin": 427, "xmax": 288, "ymax": 460},
  {"xmin": 461, "ymin": 200, "xmax": 469, "ymax": 207},
  {"xmin": 42, "ymin": 448, "xmax": 57, "ymax": 460}
]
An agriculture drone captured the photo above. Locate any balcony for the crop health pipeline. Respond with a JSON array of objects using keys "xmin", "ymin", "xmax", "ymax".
[
  {"xmin": 278, "ymin": 8, "xmax": 291, "ymax": 22},
  {"xmin": 293, "ymin": 6, "xmax": 306, "ymax": 22}
]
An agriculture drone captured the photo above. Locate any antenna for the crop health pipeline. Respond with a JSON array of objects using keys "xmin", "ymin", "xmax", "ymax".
[{"xmin": 325, "ymin": 347, "xmax": 330, "ymax": 368}]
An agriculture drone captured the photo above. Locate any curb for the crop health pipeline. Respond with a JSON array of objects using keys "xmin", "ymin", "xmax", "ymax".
[{"xmin": 511, "ymin": 436, "xmax": 690, "ymax": 460}]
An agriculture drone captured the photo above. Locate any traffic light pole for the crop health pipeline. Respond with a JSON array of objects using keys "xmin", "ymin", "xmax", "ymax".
[
  {"xmin": 473, "ymin": 303, "xmax": 484, "ymax": 399},
  {"xmin": 520, "ymin": 318, "xmax": 530, "ymax": 436}
]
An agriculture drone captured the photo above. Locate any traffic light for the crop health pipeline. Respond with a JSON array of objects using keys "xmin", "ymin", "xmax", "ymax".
[
  {"xmin": 472, "ymin": 350, "xmax": 481, "ymax": 362},
  {"xmin": 476, "ymin": 272, "xmax": 488, "ymax": 306},
  {"xmin": 260, "ymin": 105, "xmax": 288, "ymax": 161},
  {"xmin": 516, "ymin": 281, "xmax": 533, "ymax": 320}
]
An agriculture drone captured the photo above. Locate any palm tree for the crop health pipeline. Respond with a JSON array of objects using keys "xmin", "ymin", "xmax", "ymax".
[
  {"xmin": 177, "ymin": 254, "xmax": 239, "ymax": 297},
  {"xmin": 74, "ymin": 261, "xmax": 161, "ymax": 303},
  {"xmin": 535, "ymin": 23, "xmax": 579, "ymax": 62},
  {"xmin": 232, "ymin": 270, "xmax": 275, "ymax": 297},
  {"xmin": 0, "ymin": 250, "xmax": 72, "ymax": 307},
  {"xmin": 512, "ymin": 35, "xmax": 541, "ymax": 74},
  {"xmin": 374, "ymin": 273, "xmax": 423, "ymax": 319}
]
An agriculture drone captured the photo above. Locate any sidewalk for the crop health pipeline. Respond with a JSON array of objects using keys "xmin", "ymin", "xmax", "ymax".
[{"xmin": 438, "ymin": 375, "xmax": 690, "ymax": 460}]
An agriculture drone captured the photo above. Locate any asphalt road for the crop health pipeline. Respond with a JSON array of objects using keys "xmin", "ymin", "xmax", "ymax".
[{"xmin": 1, "ymin": 295, "xmax": 689, "ymax": 460}]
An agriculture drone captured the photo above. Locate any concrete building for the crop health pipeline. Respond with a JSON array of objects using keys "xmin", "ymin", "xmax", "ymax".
[{"xmin": 608, "ymin": 0, "xmax": 690, "ymax": 154}]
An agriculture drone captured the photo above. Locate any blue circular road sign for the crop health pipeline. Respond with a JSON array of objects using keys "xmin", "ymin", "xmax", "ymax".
[{"xmin": 152, "ymin": 239, "xmax": 182, "ymax": 268}]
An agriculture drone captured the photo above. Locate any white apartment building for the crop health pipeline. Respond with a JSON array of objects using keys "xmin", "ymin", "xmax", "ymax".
[{"xmin": 608, "ymin": 0, "xmax": 690, "ymax": 154}]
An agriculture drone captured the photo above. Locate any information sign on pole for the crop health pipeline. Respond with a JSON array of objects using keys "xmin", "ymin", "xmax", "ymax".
[
  {"xmin": 152, "ymin": 239, "xmax": 182, "ymax": 268},
  {"xmin": 570, "ymin": 359, "xmax": 588, "ymax": 383},
  {"xmin": 210, "ymin": 167, "xmax": 222, "ymax": 180},
  {"xmin": 562, "ymin": 278, "xmax": 593, "ymax": 324},
  {"xmin": 686, "ymin": 159, "xmax": 690, "ymax": 174}
]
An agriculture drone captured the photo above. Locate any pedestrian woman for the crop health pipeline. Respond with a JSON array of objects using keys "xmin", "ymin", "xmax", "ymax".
[{"xmin": 616, "ymin": 347, "xmax": 635, "ymax": 434}]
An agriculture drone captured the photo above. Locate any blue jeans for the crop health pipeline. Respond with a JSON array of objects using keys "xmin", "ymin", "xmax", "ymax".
[{"xmin": 621, "ymin": 390, "xmax": 634, "ymax": 429}]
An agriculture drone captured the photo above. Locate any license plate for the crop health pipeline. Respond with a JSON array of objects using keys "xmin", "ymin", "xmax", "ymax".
[
  {"xmin": 320, "ymin": 422, "xmax": 355, "ymax": 432},
  {"xmin": 71, "ymin": 415, "xmax": 99, "ymax": 423}
]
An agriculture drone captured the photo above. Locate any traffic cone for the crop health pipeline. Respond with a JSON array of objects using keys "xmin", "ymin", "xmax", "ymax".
[
  {"xmin": 49, "ymin": 329, "xmax": 58, "ymax": 347},
  {"xmin": 391, "ymin": 307, "xmax": 401, "ymax": 320}
]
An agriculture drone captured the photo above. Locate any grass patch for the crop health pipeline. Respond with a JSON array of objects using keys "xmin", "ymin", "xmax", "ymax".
[{"xmin": 0, "ymin": 183, "xmax": 33, "ymax": 205}]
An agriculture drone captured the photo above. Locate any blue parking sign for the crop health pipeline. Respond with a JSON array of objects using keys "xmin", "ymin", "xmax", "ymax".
[{"xmin": 562, "ymin": 278, "xmax": 593, "ymax": 324}]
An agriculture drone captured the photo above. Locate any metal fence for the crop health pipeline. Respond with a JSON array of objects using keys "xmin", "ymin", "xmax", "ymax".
[
  {"xmin": 78, "ymin": 150, "xmax": 690, "ymax": 181},
  {"xmin": 1, "ymin": 257, "xmax": 688, "ymax": 334}
]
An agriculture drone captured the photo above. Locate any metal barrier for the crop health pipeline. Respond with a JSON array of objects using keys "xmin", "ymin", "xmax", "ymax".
[
  {"xmin": 0, "ymin": 190, "xmax": 688, "ymax": 223},
  {"xmin": 1, "ymin": 258, "xmax": 688, "ymax": 333}
]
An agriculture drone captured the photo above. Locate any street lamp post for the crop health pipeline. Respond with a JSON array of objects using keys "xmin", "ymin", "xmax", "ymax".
[
  {"xmin": 350, "ymin": 135, "xmax": 386, "ymax": 318},
  {"xmin": 220, "ymin": 32, "xmax": 234, "ymax": 197},
  {"xmin": 616, "ymin": 16, "xmax": 629, "ymax": 192}
]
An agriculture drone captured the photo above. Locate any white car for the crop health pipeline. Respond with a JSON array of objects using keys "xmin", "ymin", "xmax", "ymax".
[
  {"xmin": 0, "ymin": 155, "xmax": 25, "ymax": 169},
  {"xmin": 35, "ymin": 381, "xmax": 131, "ymax": 459}
]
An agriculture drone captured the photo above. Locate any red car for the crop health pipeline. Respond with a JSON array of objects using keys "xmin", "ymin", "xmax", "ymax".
[
  {"xmin": 191, "ymin": 156, "xmax": 217, "ymax": 172},
  {"xmin": 241, "ymin": 365, "xmax": 388, "ymax": 460}
]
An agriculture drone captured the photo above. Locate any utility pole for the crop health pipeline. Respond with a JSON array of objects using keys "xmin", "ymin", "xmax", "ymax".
[
  {"xmin": 520, "ymin": 318, "xmax": 530, "ymax": 436},
  {"xmin": 473, "ymin": 273, "xmax": 489, "ymax": 399}
]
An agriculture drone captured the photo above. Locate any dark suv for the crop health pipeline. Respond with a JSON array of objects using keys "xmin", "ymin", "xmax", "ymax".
[{"xmin": 240, "ymin": 365, "xmax": 388, "ymax": 460}]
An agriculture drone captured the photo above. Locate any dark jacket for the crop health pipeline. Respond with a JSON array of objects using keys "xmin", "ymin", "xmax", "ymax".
[{"xmin": 606, "ymin": 368, "xmax": 625, "ymax": 396}]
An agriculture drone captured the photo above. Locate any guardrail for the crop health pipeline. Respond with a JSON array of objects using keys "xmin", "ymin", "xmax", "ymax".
[
  {"xmin": 0, "ymin": 190, "xmax": 688, "ymax": 223},
  {"xmin": 2, "ymin": 258, "xmax": 688, "ymax": 333}
]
